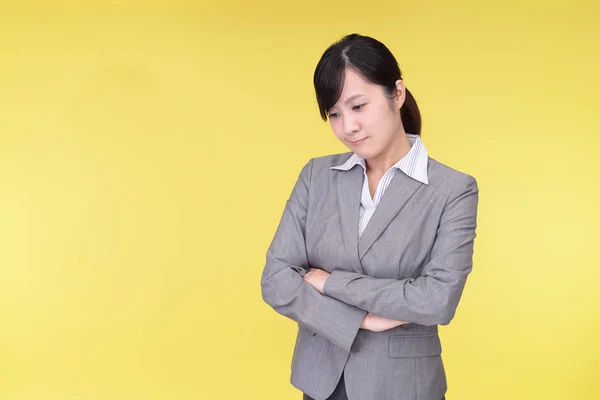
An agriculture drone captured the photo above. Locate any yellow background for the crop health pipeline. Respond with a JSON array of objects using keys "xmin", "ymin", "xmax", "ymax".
[{"xmin": 1, "ymin": 0, "xmax": 599, "ymax": 399}]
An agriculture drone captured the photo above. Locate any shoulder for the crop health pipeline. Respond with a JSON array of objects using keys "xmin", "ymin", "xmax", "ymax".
[
  {"xmin": 428, "ymin": 157, "xmax": 479, "ymax": 204},
  {"xmin": 428, "ymin": 157, "xmax": 477, "ymax": 186}
]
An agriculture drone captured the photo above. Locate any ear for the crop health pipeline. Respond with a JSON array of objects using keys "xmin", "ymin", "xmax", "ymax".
[{"xmin": 393, "ymin": 79, "xmax": 406, "ymax": 110}]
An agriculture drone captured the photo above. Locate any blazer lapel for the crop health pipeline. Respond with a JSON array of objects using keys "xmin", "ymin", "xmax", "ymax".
[
  {"xmin": 336, "ymin": 165, "xmax": 364, "ymax": 274},
  {"xmin": 358, "ymin": 172, "xmax": 423, "ymax": 260}
]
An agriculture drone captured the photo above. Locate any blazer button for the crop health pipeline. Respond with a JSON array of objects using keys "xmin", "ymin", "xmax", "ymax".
[{"xmin": 351, "ymin": 346, "xmax": 360, "ymax": 353}]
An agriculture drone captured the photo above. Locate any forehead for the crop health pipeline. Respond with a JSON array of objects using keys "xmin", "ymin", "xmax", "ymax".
[{"xmin": 337, "ymin": 68, "xmax": 379, "ymax": 101}]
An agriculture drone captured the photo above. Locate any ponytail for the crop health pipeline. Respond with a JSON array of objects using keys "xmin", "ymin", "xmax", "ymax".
[{"xmin": 400, "ymin": 88, "xmax": 422, "ymax": 136}]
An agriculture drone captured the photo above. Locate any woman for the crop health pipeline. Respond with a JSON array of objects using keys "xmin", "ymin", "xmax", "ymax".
[{"xmin": 260, "ymin": 33, "xmax": 478, "ymax": 400}]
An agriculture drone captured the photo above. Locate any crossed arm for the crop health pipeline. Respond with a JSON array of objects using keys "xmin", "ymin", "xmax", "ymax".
[
  {"xmin": 303, "ymin": 268, "xmax": 408, "ymax": 332},
  {"xmin": 261, "ymin": 158, "xmax": 479, "ymax": 351}
]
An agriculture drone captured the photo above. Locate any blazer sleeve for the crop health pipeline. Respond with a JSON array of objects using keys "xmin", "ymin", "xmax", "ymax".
[
  {"xmin": 260, "ymin": 158, "xmax": 368, "ymax": 352},
  {"xmin": 322, "ymin": 174, "xmax": 479, "ymax": 326}
]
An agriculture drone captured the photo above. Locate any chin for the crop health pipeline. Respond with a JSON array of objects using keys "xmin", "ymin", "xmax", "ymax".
[{"xmin": 353, "ymin": 147, "xmax": 376, "ymax": 159}]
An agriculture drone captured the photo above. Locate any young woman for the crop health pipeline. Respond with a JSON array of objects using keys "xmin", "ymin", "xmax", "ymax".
[{"xmin": 261, "ymin": 33, "xmax": 479, "ymax": 400}]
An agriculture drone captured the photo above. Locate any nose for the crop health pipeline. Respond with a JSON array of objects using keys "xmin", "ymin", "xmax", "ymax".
[{"xmin": 342, "ymin": 114, "xmax": 359, "ymax": 136}]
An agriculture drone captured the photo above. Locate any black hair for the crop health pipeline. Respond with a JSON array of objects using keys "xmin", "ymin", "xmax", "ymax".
[{"xmin": 313, "ymin": 33, "xmax": 422, "ymax": 136}]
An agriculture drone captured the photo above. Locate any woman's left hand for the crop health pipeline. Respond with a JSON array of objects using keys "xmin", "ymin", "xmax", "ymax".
[{"xmin": 303, "ymin": 268, "xmax": 331, "ymax": 294}]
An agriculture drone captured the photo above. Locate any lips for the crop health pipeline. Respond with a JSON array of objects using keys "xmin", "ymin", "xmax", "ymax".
[{"xmin": 350, "ymin": 138, "xmax": 368, "ymax": 145}]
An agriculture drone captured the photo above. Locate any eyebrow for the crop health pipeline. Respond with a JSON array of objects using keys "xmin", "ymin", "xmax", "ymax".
[
  {"xmin": 342, "ymin": 94, "xmax": 364, "ymax": 104},
  {"xmin": 330, "ymin": 94, "xmax": 365, "ymax": 112}
]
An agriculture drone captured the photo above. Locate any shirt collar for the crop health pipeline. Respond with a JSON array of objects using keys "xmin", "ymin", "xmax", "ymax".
[{"xmin": 330, "ymin": 134, "xmax": 429, "ymax": 185}]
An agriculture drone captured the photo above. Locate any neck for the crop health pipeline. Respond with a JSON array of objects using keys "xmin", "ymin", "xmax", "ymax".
[{"xmin": 365, "ymin": 131, "xmax": 412, "ymax": 175}]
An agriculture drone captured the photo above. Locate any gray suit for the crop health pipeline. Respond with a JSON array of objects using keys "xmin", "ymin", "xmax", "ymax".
[{"xmin": 261, "ymin": 152, "xmax": 479, "ymax": 400}]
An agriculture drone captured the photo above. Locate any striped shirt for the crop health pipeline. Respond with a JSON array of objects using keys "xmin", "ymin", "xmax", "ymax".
[{"xmin": 330, "ymin": 134, "xmax": 429, "ymax": 238}]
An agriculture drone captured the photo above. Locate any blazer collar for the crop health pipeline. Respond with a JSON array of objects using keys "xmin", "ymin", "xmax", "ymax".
[
  {"xmin": 334, "ymin": 165, "xmax": 425, "ymax": 270},
  {"xmin": 332, "ymin": 134, "xmax": 428, "ymax": 268}
]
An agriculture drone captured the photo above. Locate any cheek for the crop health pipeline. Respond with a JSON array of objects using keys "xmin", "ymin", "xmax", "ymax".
[
  {"xmin": 362, "ymin": 112, "xmax": 385, "ymax": 134},
  {"xmin": 330, "ymin": 121, "xmax": 345, "ymax": 140},
  {"xmin": 368, "ymin": 110, "xmax": 397, "ymax": 135}
]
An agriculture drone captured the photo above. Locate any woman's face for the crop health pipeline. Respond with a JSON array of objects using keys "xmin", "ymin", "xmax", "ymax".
[{"xmin": 327, "ymin": 68, "xmax": 406, "ymax": 160}]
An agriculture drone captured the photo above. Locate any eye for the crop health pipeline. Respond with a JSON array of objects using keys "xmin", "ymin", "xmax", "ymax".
[
  {"xmin": 353, "ymin": 103, "xmax": 366, "ymax": 111},
  {"xmin": 328, "ymin": 112, "xmax": 340, "ymax": 119}
]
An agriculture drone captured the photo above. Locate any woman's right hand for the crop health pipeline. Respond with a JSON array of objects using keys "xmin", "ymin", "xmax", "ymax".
[{"xmin": 361, "ymin": 312, "xmax": 408, "ymax": 332}]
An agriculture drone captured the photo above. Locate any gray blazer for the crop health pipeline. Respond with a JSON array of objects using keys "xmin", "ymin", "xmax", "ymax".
[{"xmin": 261, "ymin": 152, "xmax": 479, "ymax": 400}]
